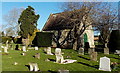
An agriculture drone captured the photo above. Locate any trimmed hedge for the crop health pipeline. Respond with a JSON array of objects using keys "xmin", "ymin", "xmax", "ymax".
[
  {"xmin": 109, "ymin": 30, "xmax": 120, "ymax": 52},
  {"xmin": 32, "ymin": 32, "xmax": 53, "ymax": 47}
]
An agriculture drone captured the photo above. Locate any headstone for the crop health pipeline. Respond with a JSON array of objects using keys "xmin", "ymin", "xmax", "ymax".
[
  {"xmin": 22, "ymin": 46, "xmax": 27, "ymax": 52},
  {"xmin": 55, "ymin": 48, "xmax": 62, "ymax": 55},
  {"xmin": 34, "ymin": 53, "xmax": 40, "ymax": 59},
  {"xmin": 35, "ymin": 46, "xmax": 39, "ymax": 50},
  {"xmin": 78, "ymin": 47, "xmax": 84, "ymax": 55},
  {"xmin": 99, "ymin": 56, "xmax": 111, "ymax": 71},
  {"xmin": 13, "ymin": 62, "xmax": 18, "ymax": 65},
  {"xmin": 104, "ymin": 48, "xmax": 109, "ymax": 55},
  {"xmin": 21, "ymin": 53, "xmax": 26, "ymax": 56},
  {"xmin": 90, "ymin": 52, "xmax": 97, "ymax": 61},
  {"xmin": 114, "ymin": 50, "xmax": 120, "ymax": 56},
  {"xmin": 56, "ymin": 54, "xmax": 64, "ymax": 63},
  {"xmin": 88, "ymin": 48, "xmax": 95, "ymax": 54},
  {"xmin": 46, "ymin": 47, "xmax": 53, "ymax": 55},
  {"xmin": 29, "ymin": 62, "xmax": 39, "ymax": 71},
  {"xmin": 4, "ymin": 46, "xmax": 8, "ymax": 53},
  {"xmin": 58, "ymin": 70, "xmax": 69, "ymax": 73}
]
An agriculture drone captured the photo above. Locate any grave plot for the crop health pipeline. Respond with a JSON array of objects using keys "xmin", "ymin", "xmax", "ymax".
[{"xmin": 2, "ymin": 46, "xmax": 120, "ymax": 72}]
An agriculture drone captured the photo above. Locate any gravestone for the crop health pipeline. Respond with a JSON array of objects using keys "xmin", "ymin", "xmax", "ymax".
[
  {"xmin": 104, "ymin": 48, "xmax": 109, "ymax": 55},
  {"xmin": 4, "ymin": 46, "xmax": 8, "ymax": 53},
  {"xmin": 46, "ymin": 47, "xmax": 53, "ymax": 55},
  {"xmin": 114, "ymin": 50, "xmax": 120, "ymax": 56},
  {"xmin": 28, "ymin": 62, "xmax": 39, "ymax": 71},
  {"xmin": 78, "ymin": 47, "xmax": 84, "ymax": 55},
  {"xmin": 22, "ymin": 46, "xmax": 27, "ymax": 52},
  {"xmin": 99, "ymin": 56, "xmax": 111, "ymax": 71},
  {"xmin": 88, "ymin": 48, "xmax": 95, "ymax": 54},
  {"xmin": 90, "ymin": 52, "xmax": 97, "ymax": 61},
  {"xmin": 55, "ymin": 48, "xmax": 64, "ymax": 63},
  {"xmin": 34, "ymin": 53, "xmax": 40, "ymax": 59},
  {"xmin": 35, "ymin": 46, "xmax": 39, "ymax": 50},
  {"xmin": 56, "ymin": 54, "xmax": 64, "ymax": 63},
  {"xmin": 21, "ymin": 53, "xmax": 26, "ymax": 56},
  {"xmin": 55, "ymin": 48, "xmax": 62, "ymax": 55}
]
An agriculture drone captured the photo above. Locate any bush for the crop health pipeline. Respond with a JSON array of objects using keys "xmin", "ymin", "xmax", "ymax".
[
  {"xmin": 109, "ymin": 30, "xmax": 120, "ymax": 52},
  {"xmin": 32, "ymin": 32, "xmax": 53, "ymax": 47}
]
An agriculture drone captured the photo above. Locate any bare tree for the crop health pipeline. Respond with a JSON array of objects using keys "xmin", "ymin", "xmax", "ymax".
[
  {"xmin": 52, "ymin": 2, "xmax": 100, "ymax": 49},
  {"xmin": 2, "ymin": 8, "xmax": 24, "ymax": 36},
  {"xmin": 93, "ymin": 3, "xmax": 118, "ymax": 48}
]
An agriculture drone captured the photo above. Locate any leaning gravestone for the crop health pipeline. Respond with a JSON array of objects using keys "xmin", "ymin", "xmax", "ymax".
[
  {"xmin": 35, "ymin": 46, "xmax": 39, "ymax": 50},
  {"xmin": 22, "ymin": 46, "xmax": 27, "ymax": 52},
  {"xmin": 28, "ymin": 62, "xmax": 39, "ymax": 71},
  {"xmin": 46, "ymin": 47, "xmax": 53, "ymax": 55},
  {"xmin": 78, "ymin": 47, "xmax": 84, "ymax": 55},
  {"xmin": 104, "ymin": 48, "xmax": 109, "ymax": 55},
  {"xmin": 99, "ymin": 56, "xmax": 111, "ymax": 71},
  {"xmin": 90, "ymin": 52, "xmax": 97, "ymax": 61}
]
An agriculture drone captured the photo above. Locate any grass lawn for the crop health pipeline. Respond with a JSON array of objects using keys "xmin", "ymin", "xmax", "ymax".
[{"xmin": 1, "ymin": 45, "xmax": 120, "ymax": 73}]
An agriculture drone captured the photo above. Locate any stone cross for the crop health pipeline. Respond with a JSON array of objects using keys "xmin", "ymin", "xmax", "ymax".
[
  {"xmin": 35, "ymin": 46, "xmax": 39, "ymax": 50},
  {"xmin": 78, "ymin": 47, "xmax": 84, "ymax": 55},
  {"xmin": 90, "ymin": 52, "xmax": 97, "ymax": 61},
  {"xmin": 99, "ymin": 56, "xmax": 111, "ymax": 71},
  {"xmin": 22, "ymin": 46, "xmax": 27, "ymax": 52},
  {"xmin": 28, "ymin": 62, "xmax": 39, "ymax": 71},
  {"xmin": 46, "ymin": 47, "xmax": 53, "ymax": 55},
  {"xmin": 104, "ymin": 48, "xmax": 109, "ymax": 55}
]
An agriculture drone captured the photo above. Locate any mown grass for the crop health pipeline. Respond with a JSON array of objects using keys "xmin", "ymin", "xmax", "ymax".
[{"xmin": 1, "ymin": 45, "xmax": 120, "ymax": 72}]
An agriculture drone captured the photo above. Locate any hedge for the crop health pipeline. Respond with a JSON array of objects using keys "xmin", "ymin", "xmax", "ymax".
[
  {"xmin": 32, "ymin": 32, "xmax": 53, "ymax": 47},
  {"xmin": 109, "ymin": 30, "xmax": 120, "ymax": 52}
]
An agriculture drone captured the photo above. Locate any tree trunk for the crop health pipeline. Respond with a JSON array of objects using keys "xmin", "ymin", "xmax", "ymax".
[{"xmin": 73, "ymin": 39, "xmax": 77, "ymax": 50}]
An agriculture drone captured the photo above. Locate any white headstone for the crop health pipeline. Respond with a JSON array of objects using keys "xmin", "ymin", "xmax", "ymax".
[
  {"xmin": 56, "ymin": 54, "xmax": 64, "ymax": 63},
  {"xmin": 47, "ymin": 47, "xmax": 53, "ymax": 55},
  {"xmin": 55, "ymin": 48, "xmax": 62, "ymax": 55},
  {"xmin": 22, "ymin": 46, "xmax": 27, "ymax": 52},
  {"xmin": 4, "ymin": 46, "xmax": 8, "ymax": 53},
  {"xmin": 78, "ymin": 47, "xmax": 84, "ymax": 55},
  {"xmin": 29, "ymin": 63, "xmax": 39, "ymax": 71},
  {"xmin": 35, "ymin": 46, "xmax": 39, "ymax": 50},
  {"xmin": 99, "ymin": 57, "xmax": 111, "ymax": 71}
]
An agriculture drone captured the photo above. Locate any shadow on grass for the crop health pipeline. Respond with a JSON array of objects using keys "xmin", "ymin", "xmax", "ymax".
[
  {"xmin": 108, "ymin": 57, "xmax": 120, "ymax": 60},
  {"xmin": 78, "ymin": 62, "xmax": 99, "ymax": 69},
  {"xmin": 48, "ymin": 70, "xmax": 57, "ymax": 73},
  {"xmin": 48, "ymin": 58, "xmax": 56, "ymax": 62},
  {"xmin": 25, "ymin": 65, "xmax": 30, "ymax": 71},
  {"xmin": 78, "ymin": 56, "xmax": 90, "ymax": 60}
]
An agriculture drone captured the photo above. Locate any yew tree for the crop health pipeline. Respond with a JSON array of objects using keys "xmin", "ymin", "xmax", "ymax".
[{"xmin": 18, "ymin": 6, "xmax": 40, "ymax": 39}]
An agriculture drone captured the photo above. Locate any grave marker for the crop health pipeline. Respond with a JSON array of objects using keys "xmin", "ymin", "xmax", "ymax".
[{"xmin": 99, "ymin": 56, "xmax": 111, "ymax": 71}]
